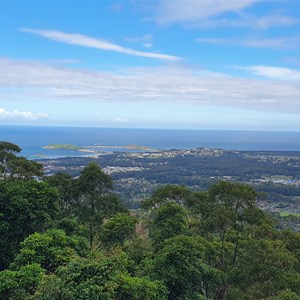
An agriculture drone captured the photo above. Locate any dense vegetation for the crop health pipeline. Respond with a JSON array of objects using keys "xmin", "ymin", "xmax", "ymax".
[{"xmin": 0, "ymin": 142, "xmax": 299, "ymax": 300}]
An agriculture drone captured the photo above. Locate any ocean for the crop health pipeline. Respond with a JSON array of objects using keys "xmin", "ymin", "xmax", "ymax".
[{"xmin": 1, "ymin": 125, "xmax": 300, "ymax": 159}]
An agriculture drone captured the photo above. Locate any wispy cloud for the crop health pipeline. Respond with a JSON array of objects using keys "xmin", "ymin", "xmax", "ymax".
[
  {"xmin": 20, "ymin": 28, "xmax": 180, "ymax": 61},
  {"xmin": 186, "ymin": 12, "xmax": 298, "ymax": 29},
  {"xmin": 197, "ymin": 34, "xmax": 300, "ymax": 49},
  {"xmin": 154, "ymin": 0, "xmax": 298, "ymax": 29},
  {"xmin": 1, "ymin": 58, "xmax": 300, "ymax": 114},
  {"xmin": 155, "ymin": 0, "xmax": 256, "ymax": 25},
  {"xmin": 0, "ymin": 107, "xmax": 48, "ymax": 120},
  {"xmin": 237, "ymin": 65, "xmax": 300, "ymax": 80}
]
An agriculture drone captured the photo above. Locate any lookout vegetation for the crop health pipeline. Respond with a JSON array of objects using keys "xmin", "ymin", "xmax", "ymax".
[{"xmin": 0, "ymin": 141, "xmax": 299, "ymax": 300}]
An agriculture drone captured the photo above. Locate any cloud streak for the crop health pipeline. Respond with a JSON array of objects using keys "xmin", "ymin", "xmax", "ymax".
[
  {"xmin": 237, "ymin": 66, "xmax": 300, "ymax": 81},
  {"xmin": 1, "ymin": 58, "xmax": 300, "ymax": 114},
  {"xmin": 155, "ymin": 0, "xmax": 256, "ymax": 25},
  {"xmin": 197, "ymin": 34, "xmax": 300, "ymax": 49},
  {"xmin": 20, "ymin": 28, "xmax": 180, "ymax": 61}
]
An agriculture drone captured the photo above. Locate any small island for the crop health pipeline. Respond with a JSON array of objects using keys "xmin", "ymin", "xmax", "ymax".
[
  {"xmin": 42, "ymin": 144, "xmax": 82, "ymax": 150},
  {"xmin": 42, "ymin": 144, "xmax": 159, "ymax": 153},
  {"xmin": 124, "ymin": 145, "xmax": 159, "ymax": 151}
]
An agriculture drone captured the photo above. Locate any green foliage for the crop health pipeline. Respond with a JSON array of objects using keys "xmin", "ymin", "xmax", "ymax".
[
  {"xmin": 0, "ymin": 141, "xmax": 21, "ymax": 153},
  {"xmin": 116, "ymin": 274, "xmax": 167, "ymax": 300},
  {"xmin": 152, "ymin": 235, "xmax": 222, "ymax": 300},
  {"xmin": 100, "ymin": 213, "xmax": 138, "ymax": 248},
  {"xmin": 149, "ymin": 202, "xmax": 189, "ymax": 248},
  {"xmin": 0, "ymin": 264, "xmax": 44, "ymax": 300},
  {"xmin": 44, "ymin": 172, "xmax": 76, "ymax": 214},
  {"xmin": 0, "ymin": 141, "xmax": 42, "ymax": 180},
  {"xmin": 11, "ymin": 229, "xmax": 88, "ymax": 273},
  {"xmin": 75, "ymin": 162, "xmax": 127, "ymax": 248},
  {"xmin": 142, "ymin": 184, "xmax": 192, "ymax": 209},
  {"xmin": 77, "ymin": 162, "xmax": 112, "ymax": 197},
  {"xmin": 230, "ymin": 239, "xmax": 298, "ymax": 299},
  {"xmin": 31, "ymin": 255, "xmax": 126, "ymax": 300},
  {"xmin": 0, "ymin": 180, "xmax": 60, "ymax": 269},
  {"xmin": 123, "ymin": 237, "xmax": 153, "ymax": 275},
  {"xmin": 0, "ymin": 143, "xmax": 299, "ymax": 300},
  {"xmin": 264, "ymin": 289, "xmax": 300, "ymax": 300},
  {"xmin": 281, "ymin": 230, "xmax": 300, "ymax": 272},
  {"xmin": 54, "ymin": 217, "xmax": 89, "ymax": 237}
]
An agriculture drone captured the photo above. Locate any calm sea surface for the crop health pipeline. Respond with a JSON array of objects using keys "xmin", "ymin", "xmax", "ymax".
[{"xmin": 1, "ymin": 125, "xmax": 300, "ymax": 159}]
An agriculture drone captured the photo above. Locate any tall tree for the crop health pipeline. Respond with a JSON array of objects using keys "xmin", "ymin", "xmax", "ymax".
[{"xmin": 75, "ymin": 162, "xmax": 126, "ymax": 248}]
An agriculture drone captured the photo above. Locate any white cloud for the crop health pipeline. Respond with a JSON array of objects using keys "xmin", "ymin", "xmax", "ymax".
[
  {"xmin": 0, "ymin": 107, "xmax": 48, "ymax": 120},
  {"xmin": 1, "ymin": 58, "xmax": 300, "ymax": 115},
  {"xmin": 143, "ymin": 43, "xmax": 153, "ymax": 48},
  {"xmin": 20, "ymin": 28, "xmax": 179, "ymax": 61},
  {"xmin": 113, "ymin": 117, "xmax": 127, "ymax": 123},
  {"xmin": 238, "ymin": 66, "xmax": 300, "ymax": 80},
  {"xmin": 197, "ymin": 34, "xmax": 300, "ymax": 49}
]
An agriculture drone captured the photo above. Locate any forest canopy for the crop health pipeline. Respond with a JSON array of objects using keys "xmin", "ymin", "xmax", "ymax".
[{"xmin": 0, "ymin": 142, "xmax": 299, "ymax": 300}]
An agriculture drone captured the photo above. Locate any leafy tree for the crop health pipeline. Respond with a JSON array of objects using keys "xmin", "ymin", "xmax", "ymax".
[
  {"xmin": 115, "ymin": 274, "xmax": 167, "ymax": 300},
  {"xmin": 0, "ymin": 141, "xmax": 42, "ymax": 180},
  {"xmin": 31, "ymin": 254, "xmax": 129, "ymax": 300},
  {"xmin": 11, "ymin": 229, "xmax": 88, "ymax": 273},
  {"xmin": 75, "ymin": 162, "xmax": 126, "ymax": 248},
  {"xmin": 148, "ymin": 202, "xmax": 189, "ymax": 248},
  {"xmin": 0, "ymin": 141, "xmax": 21, "ymax": 153},
  {"xmin": 123, "ymin": 237, "xmax": 153, "ymax": 275},
  {"xmin": 230, "ymin": 239, "xmax": 298, "ymax": 299},
  {"xmin": 44, "ymin": 172, "xmax": 76, "ymax": 214},
  {"xmin": 100, "ymin": 213, "xmax": 138, "ymax": 249},
  {"xmin": 0, "ymin": 180, "xmax": 60, "ymax": 269},
  {"xmin": 54, "ymin": 216, "xmax": 88, "ymax": 238},
  {"xmin": 0, "ymin": 264, "xmax": 44, "ymax": 300},
  {"xmin": 152, "ymin": 235, "xmax": 222, "ymax": 300},
  {"xmin": 142, "ymin": 184, "xmax": 192, "ymax": 209}
]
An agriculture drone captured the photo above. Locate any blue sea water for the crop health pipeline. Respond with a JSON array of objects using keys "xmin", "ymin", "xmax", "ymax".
[{"xmin": 1, "ymin": 125, "xmax": 300, "ymax": 159}]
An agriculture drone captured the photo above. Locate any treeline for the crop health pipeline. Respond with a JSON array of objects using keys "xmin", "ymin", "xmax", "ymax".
[{"xmin": 0, "ymin": 142, "xmax": 300, "ymax": 300}]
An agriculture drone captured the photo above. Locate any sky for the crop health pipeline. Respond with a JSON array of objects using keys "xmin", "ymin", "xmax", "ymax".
[{"xmin": 1, "ymin": 0, "xmax": 300, "ymax": 130}]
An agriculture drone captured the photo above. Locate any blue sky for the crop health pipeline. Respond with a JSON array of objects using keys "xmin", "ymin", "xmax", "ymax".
[{"xmin": 1, "ymin": 0, "xmax": 300, "ymax": 130}]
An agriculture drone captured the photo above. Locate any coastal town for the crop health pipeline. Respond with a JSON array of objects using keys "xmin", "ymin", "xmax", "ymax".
[{"xmin": 39, "ymin": 147, "xmax": 300, "ymax": 220}]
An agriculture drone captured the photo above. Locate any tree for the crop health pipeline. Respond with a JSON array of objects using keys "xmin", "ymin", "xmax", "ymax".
[
  {"xmin": 230, "ymin": 239, "xmax": 299, "ymax": 299},
  {"xmin": 142, "ymin": 184, "xmax": 192, "ymax": 209},
  {"xmin": 0, "ymin": 264, "xmax": 44, "ymax": 300},
  {"xmin": 100, "ymin": 213, "xmax": 138, "ymax": 249},
  {"xmin": 0, "ymin": 141, "xmax": 42, "ymax": 180},
  {"xmin": 148, "ymin": 202, "xmax": 189, "ymax": 248},
  {"xmin": 75, "ymin": 162, "xmax": 127, "ymax": 248},
  {"xmin": 152, "ymin": 235, "xmax": 222, "ymax": 300},
  {"xmin": 44, "ymin": 172, "xmax": 76, "ymax": 215},
  {"xmin": 0, "ymin": 180, "xmax": 60, "ymax": 269},
  {"xmin": 115, "ymin": 274, "xmax": 167, "ymax": 300},
  {"xmin": 11, "ymin": 229, "xmax": 88, "ymax": 273},
  {"xmin": 123, "ymin": 237, "xmax": 153, "ymax": 276}
]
